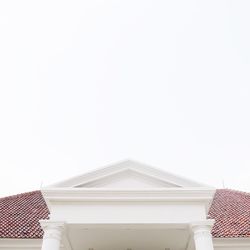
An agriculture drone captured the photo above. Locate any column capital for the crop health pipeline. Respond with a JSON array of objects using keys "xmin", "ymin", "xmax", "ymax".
[
  {"xmin": 40, "ymin": 220, "xmax": 65, "ymax": 230},
  {"xmin": 190, "ymin": 219, "xmax": 215, "ymax": 233},
  {"xmin": 190, "ymin": 220, "xmax": 215, "ymax": 250},
  {"xmin": 40, "ymin": 220, "xmax": 65, "ymax": 241}
]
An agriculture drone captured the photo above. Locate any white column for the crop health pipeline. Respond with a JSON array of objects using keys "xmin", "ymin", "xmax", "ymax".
[
  {"xmin": 190, "ymin": 220, "xmax": 214, "ymax": 250},
  {"xmin": 40, "ymin": 220, "xmax": 65, "ymax": 250}
]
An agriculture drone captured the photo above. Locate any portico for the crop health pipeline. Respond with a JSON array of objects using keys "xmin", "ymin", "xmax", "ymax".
[{"xmin": 40, "ymin": 160, "xmax": 216, "ymax": 250}]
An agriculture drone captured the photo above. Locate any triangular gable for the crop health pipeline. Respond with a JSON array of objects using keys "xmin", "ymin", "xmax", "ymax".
[{"xmin": 47, "ymin": 160, "xmax": 209, "ymax": 189}]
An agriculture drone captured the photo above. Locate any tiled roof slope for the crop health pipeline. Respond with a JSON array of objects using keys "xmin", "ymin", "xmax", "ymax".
[
  {"xmin": 0, "ymin": 189, "xmax": 250, "ymax": 238},
  {"xmin": 209, "ymin": 189, "xmax": 250, "ymax": 238},
  {"xmin": 0, "ymin": 190, "xmax": 49, "ymax": 238}
]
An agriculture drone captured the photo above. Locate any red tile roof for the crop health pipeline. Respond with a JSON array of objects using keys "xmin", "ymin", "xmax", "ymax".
[
  {"xmin": 0, "ymin": 191, "xmax": 49, "ymax": 238},
  {"xmin": 209, "ymin": 189, "xmax": 250, "ymax": 238},
  {"xmin": 0, "ymin": 189, "xmax": 250, "ymax": 238}
]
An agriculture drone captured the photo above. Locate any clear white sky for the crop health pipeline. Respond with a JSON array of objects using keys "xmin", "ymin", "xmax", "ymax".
[{"xmin": 0, "ymin": 0, "xmax": 250, "ymax": 197}]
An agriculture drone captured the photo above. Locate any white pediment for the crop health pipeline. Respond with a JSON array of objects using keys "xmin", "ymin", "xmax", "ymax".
[
  {"xmin": 42, "ymin": 160, "xmax": 215, "ymax": 225},
  {"xmin": 76, "ymin": 169, "xmax": 180, "ymax": 188},
  {"xmin": 48, "ymin": 160, "xmax": 208, "ymax": 189}
]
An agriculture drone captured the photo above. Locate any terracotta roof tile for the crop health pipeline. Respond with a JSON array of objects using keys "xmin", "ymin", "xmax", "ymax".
[
  {"xmin": 0, "ymin": 190, "xmax": 49, "ymax": 238},
  {"xmin": 1, "ymin": 189, "xmax": 250, "ymax": 238},
  {"xmin": 209, "ymin": 189, "xmax": 250, "ymax": 238}
]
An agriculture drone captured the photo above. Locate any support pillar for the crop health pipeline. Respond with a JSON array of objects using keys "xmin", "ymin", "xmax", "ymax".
[
  {"xmin": 40, "ymin": 220, "xmax": 65, "ymax": 250},
  {"xmin": 190, "ymin": 220, "xmax": 214, "ymax": 250}
]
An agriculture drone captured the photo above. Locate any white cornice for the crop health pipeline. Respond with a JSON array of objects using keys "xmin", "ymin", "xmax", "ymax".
[
  {"xmin": 213, "ymin": 238, "xmax": 250, "ymax": 248},
  {"xmin": 42, "ymin": 187, "xmax": 215, "ymax": 201},
  {"xmin": 0, "ymin": 239, "xmax": 65, "ymax": 250},
  {"xmin": 42, "ymin": 187, "xmax": 215, "ymax": 213},
  {"xmin": 0, "ymin": 239, "xmax": 42, "ymax": 249}
]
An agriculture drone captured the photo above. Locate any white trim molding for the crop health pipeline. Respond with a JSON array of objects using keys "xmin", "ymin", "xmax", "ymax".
[
  {"xmin": 0, "ymin": 239, "xmax": 42, "ymax": 250},
  {"xmin": 42, "ymin": 187, "xmax": 215, "ymax": 213},
  {"xmin": 1, "ymin": 237, "xmax": 250, "ymax": 250},
  {"xmin": 213, "ymin": 238, "xmax": 250, "ymax": 249}
]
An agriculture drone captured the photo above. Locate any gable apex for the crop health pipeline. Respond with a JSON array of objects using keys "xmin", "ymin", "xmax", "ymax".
[{"xmin": 47, "ymin": 159, "xmax": 210, "ymax": 189}]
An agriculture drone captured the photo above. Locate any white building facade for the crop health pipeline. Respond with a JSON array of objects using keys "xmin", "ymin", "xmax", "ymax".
[{"xmin": 0, "ymin": 160, "xmax": 250, "ymax": 250}]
